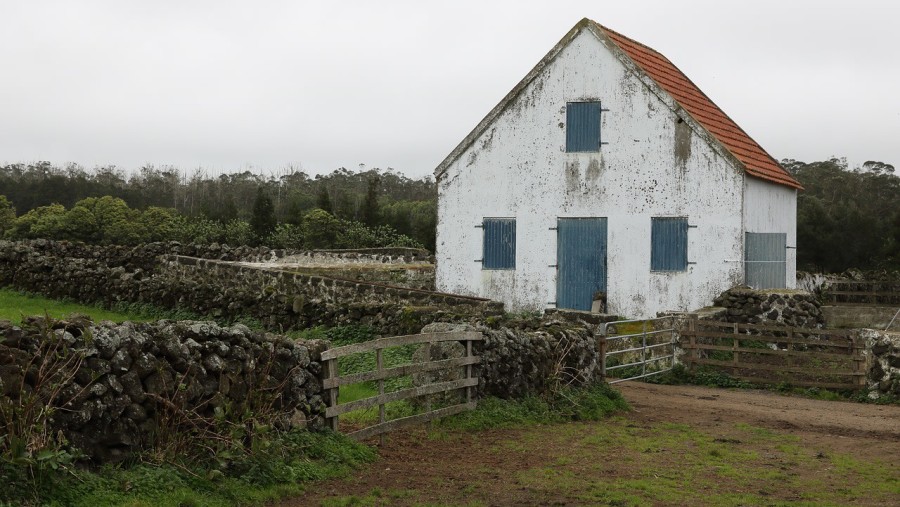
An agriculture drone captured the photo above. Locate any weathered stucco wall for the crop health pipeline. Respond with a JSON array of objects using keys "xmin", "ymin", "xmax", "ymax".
[
  {"xmin": 436, "ymin": 27, "xmax": 746, "ymax": 318},
  {"xmin": 743, "ymin": 177, "xmax": 798, "ymax": 288}
]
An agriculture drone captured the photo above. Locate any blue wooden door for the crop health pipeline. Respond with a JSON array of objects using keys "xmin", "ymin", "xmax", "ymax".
[{"xmin": 557, "ymin": 218, "xmax": 607, "ymax": 311}]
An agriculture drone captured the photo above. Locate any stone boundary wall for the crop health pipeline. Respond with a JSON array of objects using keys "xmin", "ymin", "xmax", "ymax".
[
  {"xmin": 862, "ymin": 329, "xmax": 900, "ymax": 399},
  {"xmin": 0, "ymin": 317, "xmax": 325, "ymax": 463},
  {"xmin": 296, "ymin": 248, "xmax": 433, "ymax": 264},
  {"xmin": 159, "ymin": 255, "xmax": 501, "ymax": 334},
  {"xmin": 420, "ymin": 318, "xmax": 603, "ymax": 399},
  {"xmin": 711, "ymin": 286, "xmax": 825, "ymax": 328},
  {"xmin": 0, "ymin": 240, "xmax": 499, "ymax": 335}
]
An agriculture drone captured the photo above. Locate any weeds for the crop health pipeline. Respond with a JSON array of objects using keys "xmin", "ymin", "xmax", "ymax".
[
  {"xmin": 0, "ymin": 315, "xmax": 93, "ymax": 502},
  {"xmin": 438, "ymin": 383, "xmax": 629, "ymax": 431}
]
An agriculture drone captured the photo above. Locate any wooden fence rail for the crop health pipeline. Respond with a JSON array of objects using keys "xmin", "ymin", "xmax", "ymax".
[
  {"xmin": 321, "ymin": 331, "xmax": 482, "ymax": 441},
  {"xmin": 681, "ymin": 320, "xmax": 866, "ymax": 391},
  {"xmin": 826, "ymin": 280, "xmax": 900, "ymax": 306}
]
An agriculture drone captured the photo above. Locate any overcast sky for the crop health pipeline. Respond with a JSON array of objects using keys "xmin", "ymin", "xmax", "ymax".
[{"xmin": 1, "ymin": 0, "xmax": 898, "ymax": 179}]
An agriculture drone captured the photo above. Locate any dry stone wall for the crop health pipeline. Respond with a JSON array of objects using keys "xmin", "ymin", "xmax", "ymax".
[
  {"xmin": 862, "ymin": 329, "xmax": 900, "ymax": 399},
  {"xmin": 0, "ymin": 240, "xmax": 500, "ymax": 335},
  {"xmin": 420, "ymin": 317, "xmax": 603, "ymax": 399},
  {"xmin": 712, "ymin": 286, "xmax": 825, "ymax": 328},
  {"xmin": 0, "ymin": 317, "xmax": 325, "ymax": 463}
]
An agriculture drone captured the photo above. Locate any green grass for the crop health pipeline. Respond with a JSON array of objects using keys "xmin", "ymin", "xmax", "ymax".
[
  {"xmin": 0, "ymin": 288, "xmax": 152, "ymax": 323},
  {"xmin": 323, "ymin": 413, "xmax": 898, "ymax": 506},
  {"xmin": 437, "ymin": 383, "xmax": 630, "ymax": 432},
  {"xmin": 1, "ymin": 429, "xmax": 376, "ymax": 507}
]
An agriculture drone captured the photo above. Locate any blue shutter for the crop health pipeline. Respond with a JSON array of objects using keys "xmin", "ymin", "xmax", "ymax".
[
  {"xmin": 483, "ymin": 218, "xmax": 515, "ymax": 269},
  {"xmin": 566, "ymin": 102, "xmax": 601, "ymax": 152},
  {"xmin": 651, "ymin": 217, "xmax": 688, "ymax": 271},
  {"xmin": 745, "ymin": 232, "xmax": 786, "ymax": 289}
]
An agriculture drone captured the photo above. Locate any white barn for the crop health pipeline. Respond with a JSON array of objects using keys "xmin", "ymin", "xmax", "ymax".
[{"xmin": 434, "ymin": 18, "xmax": 802, "ymax": 318}]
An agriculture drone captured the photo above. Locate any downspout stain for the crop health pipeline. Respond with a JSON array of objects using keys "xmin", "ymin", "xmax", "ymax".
[{"xmin": 674, "ymin": 118, "xmax": 692, "ymax": 169}]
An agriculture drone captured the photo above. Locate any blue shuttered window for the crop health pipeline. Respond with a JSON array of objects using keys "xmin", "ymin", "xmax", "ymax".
[
  {"xmin": 651, "ymin": 217, "xmax": 688, "ymax": 271},
  {"xmin": 483, "ymin": 218, "xmax": 516, "ymax": 270},
  {"xmin": 566, "ymin": 102, "xmax": 602, "ymax": 152}
]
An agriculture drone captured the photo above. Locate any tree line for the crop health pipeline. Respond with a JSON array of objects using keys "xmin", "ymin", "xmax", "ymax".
[
  {"xmin": 785, "ymin": 158, "xmax": 898, "ymax": 272},
  {"xmin": 0, "ymin": 163, "xmax": 437, "ymax": 250},
  {"xmin": 1, "ymin": 158, "xmax": 897, "ymax": 272}
]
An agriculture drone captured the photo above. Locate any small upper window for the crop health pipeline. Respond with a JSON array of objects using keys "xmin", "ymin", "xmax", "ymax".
[
  {"xmin": 566, "ymin": 101, "xmax": 602, "ymax": 152},
  {"xmin": 482, "ymin": 218, "xmax": 516, "ymax": 270},
  {"xmin": 651, "ymin": 217, "xmax": 688, "ymax": 271}
]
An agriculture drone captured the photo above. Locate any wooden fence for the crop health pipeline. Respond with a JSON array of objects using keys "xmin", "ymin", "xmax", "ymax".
[
  {"xmin": 826, "ymin": 279, "xmax": 900, "ymax": 306},
  {"xmin": 681, "ymin": 319, "xmax": 866, "ymax": 390},
  {"xmin": 321, "ymin": 331, "xmax": 482, "ymax": 440}
]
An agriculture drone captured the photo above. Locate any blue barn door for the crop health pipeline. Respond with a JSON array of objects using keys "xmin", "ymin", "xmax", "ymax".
[{"xmin": 557, "ymin": 218, "xmax": 608, "ymax": 311}]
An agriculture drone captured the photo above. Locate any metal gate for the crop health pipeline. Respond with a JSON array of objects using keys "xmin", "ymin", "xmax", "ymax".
[
  {"xmin": 745, "ymin": 232, "xmax": 787, "ymax": 289},
  {"xmin": 556, "ymin": 218, "xmax": 607, "ymax": 311},
  {"xmin": 599, "ymin": 317, "xmax": 677, "ymax": 384}
]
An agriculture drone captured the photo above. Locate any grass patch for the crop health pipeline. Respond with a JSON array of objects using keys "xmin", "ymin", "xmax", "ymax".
[
  {"xmin": 649, "ymin": 364, "xmax": 899, "ymax": 405},
  {"xmin": 0, "ymin": 288, "xmax": 264, "ymax": 329},
  {"xmin": 0, "ymin": 288, "xmax": 153, "ymax": 323},
  {"xmin": 500, "ymin": 418, "xmax": 899, "ymax": 507},
  {"xmin": 0, "ymin": 429, "xmax": 376, "ymax": 507},
  {"xmin": 437, "ymin": 383, "xmax": 629, "ymax": 431}
]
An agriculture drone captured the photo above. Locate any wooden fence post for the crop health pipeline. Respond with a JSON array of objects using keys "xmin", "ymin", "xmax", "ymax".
[
  {"xmin": 377, "ymin": 348, "xmax": 385, "ymax": 446},
  {"xmin": 853, "ymin": 335, "xmax": 867, "ymax": 390},
  {"xmin": 326, "ymin": 358, "xmax": 339, "ymax": 432},
  {"xmin": 787, "ymin": 328, "xmax": 794, "ymax": 379},
  {"xmin": 599, "ymin": 336, "xmax": 608, "ymax": 379},
  {"xmin": 688, "ymin": 316, "xmax": 697, "ymax": 374},
  {"xmin": 466, "ymin": 338, "xmax": 473, "ymax": 404},
  {"xmin": 732, "ymin": 323, "xmax": 739, "ymax": 377}
]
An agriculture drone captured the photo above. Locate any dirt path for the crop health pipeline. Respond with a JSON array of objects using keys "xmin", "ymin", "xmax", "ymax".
[
  {"xmin": 280, "ymin": 384, "xmax": 900, "ymax": 506},
  {"xmin": 618, "ymin": 383, "xmax": 899, "ymax": 454}
]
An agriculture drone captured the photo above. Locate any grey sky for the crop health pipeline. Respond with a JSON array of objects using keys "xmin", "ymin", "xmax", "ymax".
[{"xmin": 1, "ymin": 0, "xmax": 898, "ymax": 179}]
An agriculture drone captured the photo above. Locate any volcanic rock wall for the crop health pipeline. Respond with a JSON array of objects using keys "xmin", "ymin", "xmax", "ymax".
[{"xmin": 0, "ymin": 317, "xmax": 325, "ymax": 462}]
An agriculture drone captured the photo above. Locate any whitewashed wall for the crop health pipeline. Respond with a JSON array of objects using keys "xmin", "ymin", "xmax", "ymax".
[
  {"xmin": 436, "ymin": 28, "xmax": 753, "ymax": 318},
  {"xmin": 743, "ymin": 178, "xmax": 798, "ymax": 288}
]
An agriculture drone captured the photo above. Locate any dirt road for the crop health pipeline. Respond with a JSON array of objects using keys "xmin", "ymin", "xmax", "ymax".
[
  {"xmin": 618, "ymin": 382, "xmax": 898, "ymax": 452},
  {"xmin": 281, "ymin": 384, "xmax": 900, "ymax": 506}
]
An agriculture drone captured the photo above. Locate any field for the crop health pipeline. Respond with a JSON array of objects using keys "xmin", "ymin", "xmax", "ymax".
[
  {"xmin": 282, "ymin": 383, "xmax": 900, "ymax": 507},
  {"xmin": 0, "ymin": 288, "xmax": 149, "ymax": 323},
  {"xmin": 2, "ymin": 290, "xmax": 898, "ymax": 506}
]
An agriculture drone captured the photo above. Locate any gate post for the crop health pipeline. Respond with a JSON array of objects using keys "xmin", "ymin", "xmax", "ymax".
[{"xmin": 326, "ymin": 358, "xmax": 339, "ymax": 432}]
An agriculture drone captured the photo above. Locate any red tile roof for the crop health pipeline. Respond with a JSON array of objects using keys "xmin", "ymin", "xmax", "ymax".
[{"xmin": 596, "ymin": 22, "xmax": 802, "ymax": 190}]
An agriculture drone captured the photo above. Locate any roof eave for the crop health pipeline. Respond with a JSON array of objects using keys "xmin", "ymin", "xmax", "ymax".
[{"xmin": 592, "ymin": 21, "xmax": 803, "ymax": 191}]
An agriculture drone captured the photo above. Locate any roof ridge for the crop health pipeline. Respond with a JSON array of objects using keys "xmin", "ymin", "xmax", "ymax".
[{"xmin": 590, "ymin": 21, "xmax": 672, "ymax": 64}]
